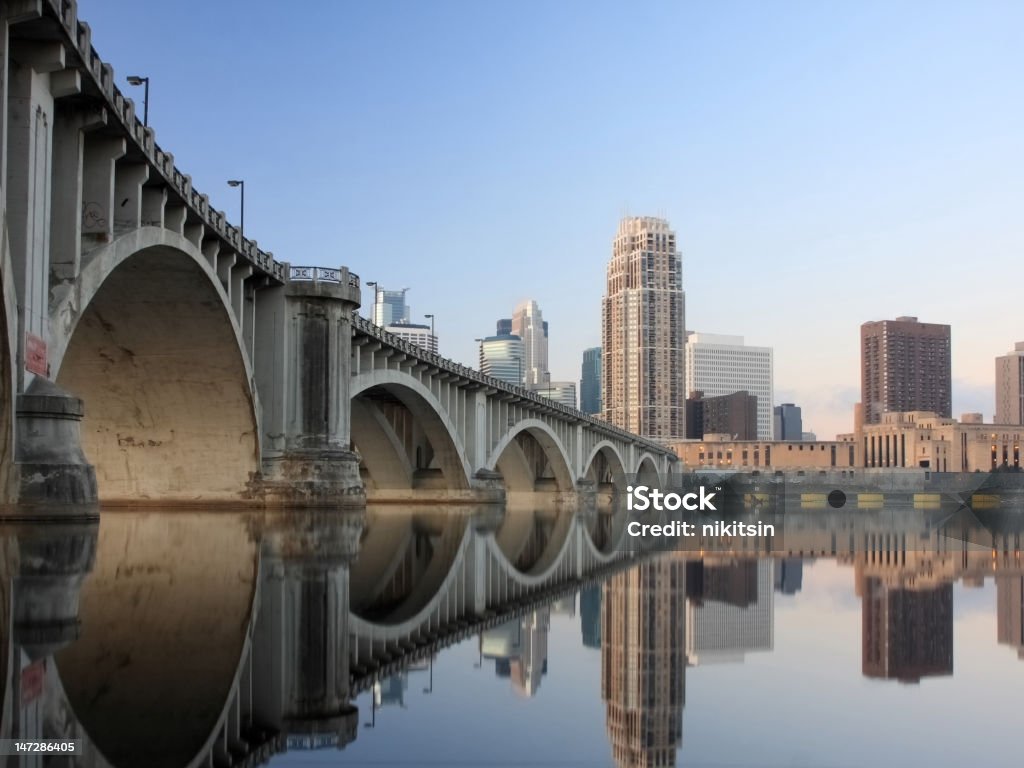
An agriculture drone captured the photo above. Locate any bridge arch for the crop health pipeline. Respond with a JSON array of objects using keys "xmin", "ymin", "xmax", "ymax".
[
  {"xmin": 583, "ymin": 440, "xmax": 628, "ymax": 487},
  {"xmin": 350, "ymin": 370, "xmax": 473, "ymax": 495},
  {"xmin": 485, "ymin": 419, "xmax": 575, "ymax": 495},
  {"xmin": 50, "ymin": 228, "xmax": 259, "ymax": 502},
  {"xmin": 635, "ymin": 452, "xmax": 662, "ymax": 486}
]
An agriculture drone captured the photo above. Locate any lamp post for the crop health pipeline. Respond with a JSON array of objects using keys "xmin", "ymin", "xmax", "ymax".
[
  {"xmin": 424, "ymin": 314, "xmax": 435, "ymax": 353},
  {"xmin": 126, "ymin": 75, "xmax": 149, "ymax": 126},
  {"xmin": 226, "ymin": 179, "xmax": 244, "ymax": 241}
]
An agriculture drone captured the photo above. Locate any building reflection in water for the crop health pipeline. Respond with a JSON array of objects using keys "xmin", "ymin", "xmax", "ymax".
[
  {"xmin": 774, "ymin": 558, "xmax": 804, "ymax": 595},
  {"xmin": 996, "ymin": 575, "xmax": 1024, "ymax": 659},
  {"xmin": 5, "ymin": 506, "xmax": 1024, "ymax": 767},
  {"xmin": 860, "ymin": 576, "xmax": 953, "ymax": 682},
  {"xmin": 685, "ymin": 559, "xmax": 774, "ymax": 666},
  {"xmin": 481, "ymin": 608, "xmax": 550, "ymax": 697},
  {"xmin": 601, "ymin": 556, "xmax": 686, "ymax": 768},
  {"xmin": 580, "ymin": 584, "xmax": 602, "ymax": 650}
]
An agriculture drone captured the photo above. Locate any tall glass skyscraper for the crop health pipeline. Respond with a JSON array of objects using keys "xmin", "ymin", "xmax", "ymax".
[
  {"xmin": 601, "ymin": 217, "xmax": 686, "ymax": 440},
  {"xmin": 580, "ymin": 347, "xmax": 601, "ymax": 415}
]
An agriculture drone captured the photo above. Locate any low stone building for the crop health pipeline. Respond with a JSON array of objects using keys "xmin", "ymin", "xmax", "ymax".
[
  {"xmin": 857, "ymin": 411, "xmax": 1024, "ymax": 472},
  {"xmin": 669, "ymin": 434, "xmax": 856, "ymax": 471}
]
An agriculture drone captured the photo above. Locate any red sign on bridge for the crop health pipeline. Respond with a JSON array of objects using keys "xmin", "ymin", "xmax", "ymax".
[{"xmin": 25, "ymin": 333, "xmax": 47, "ymax": 376}]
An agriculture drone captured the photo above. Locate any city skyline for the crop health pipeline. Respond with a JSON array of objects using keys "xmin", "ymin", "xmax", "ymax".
[{"xmin": 81, "ymin": 0, "xmax": 1024, "ymax": 441}]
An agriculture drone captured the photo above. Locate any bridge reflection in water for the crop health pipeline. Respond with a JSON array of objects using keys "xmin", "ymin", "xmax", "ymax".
[{"xmin": 1, "ymin": 504, "xmax": 1023, "ymax": 767}]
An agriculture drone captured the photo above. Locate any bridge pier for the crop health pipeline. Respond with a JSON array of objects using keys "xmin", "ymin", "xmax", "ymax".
[
  {"xmin": 13, "ymin": 378, "xmax": 97, "ymax": 512},
  {"xmin": 255, "ymin": 267, "xmax": 366, "ymax": 507}
]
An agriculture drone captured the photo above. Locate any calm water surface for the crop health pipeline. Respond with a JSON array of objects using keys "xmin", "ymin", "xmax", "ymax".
[{"xmin": 2, "ymin": 505, "xmax": 1023, "ymax": 767}]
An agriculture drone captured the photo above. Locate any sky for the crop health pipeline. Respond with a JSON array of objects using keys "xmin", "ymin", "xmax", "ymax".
[{"xmin": 79, "ymin": 0, "xmax": 1024, "ymax": 440}]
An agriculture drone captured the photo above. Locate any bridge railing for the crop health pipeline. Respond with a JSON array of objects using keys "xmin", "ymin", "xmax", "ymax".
[
  {"xmin": 45, "ymin": 0, "xmax": 286, "ymax": 284},
  {"xmin": 351, "ymin": 315, "xmax": 674, "ymax": 458},
  {"xmin": 288, "ymin": 266, "xmax": 360, "ymax": 290}
]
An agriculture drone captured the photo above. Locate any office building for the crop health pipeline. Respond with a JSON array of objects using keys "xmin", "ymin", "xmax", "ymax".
[
  {"xmin": 511, "ymin": 300, "xmax": 549, "ymax": 386},
  {"xmin": 531, "ymin": 380, "xmax": 576, "ymax": 409},
  {"xmin": 601, "ymin": 216, "xmax": 686, "ymax": 440},
  {"xmin": 860, "ymin": 316, "xmax": 951, "ymax": 426},
  {"xmin": 580, "ymin": 347, "xmax": 601, "ymax": 415},
  {"xmin": 371, "ymin": 286, "xmax": 410, "ymax": 326},
  {"xmin": 496, "ymin": 318, "xmax": 512, "ymax": 336},
  {"xmin": 602, "ymin": 558, "xmax": 686, "ymax": 768},
  {"xmin": 479, "ymin": 334, "xmax": 524, "ymax": 385},
  {"xmin": 685, "ymin": 390, "xmax": 758, "ymax": 440},
  {"xmin": 384, "ymin": 321, "xmax": 437, "ymax": 354},
  {"xmin": 685, "ymin": 333, "xmax": 773, "ymax": 440},
  {"xmin": 995, "ymin": 342, "xmax": 1024, "ymax": 425},
  {"xmin": 773, "ymin": 403, "xmax": 803, "ymax": 441}
]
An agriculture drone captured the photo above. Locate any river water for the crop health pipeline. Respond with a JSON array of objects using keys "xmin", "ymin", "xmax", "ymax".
[{"xmin": 2, "ymin": 504, "xmax": 1022, "ymax": 767}]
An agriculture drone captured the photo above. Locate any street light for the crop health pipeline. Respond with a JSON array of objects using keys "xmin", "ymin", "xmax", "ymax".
[
  {"xmin": 424, "ymin": 314, "xmax": 435, "ymax": 353},
  {"xmin": 226, "ymin": 179, "xmax": 244, "ymax": 241},
  {"xmin": 126, "ymin": 75, "xmax": 149, "ymax": 126}
]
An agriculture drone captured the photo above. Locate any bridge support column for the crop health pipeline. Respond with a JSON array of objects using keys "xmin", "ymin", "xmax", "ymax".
[
  {"xmin": 257, "ymin": 266, "xmax": 365, "ymax": 506},
  {"xmin": 14, "ymin": 378, "xmax": 97, "ymax": 511}
]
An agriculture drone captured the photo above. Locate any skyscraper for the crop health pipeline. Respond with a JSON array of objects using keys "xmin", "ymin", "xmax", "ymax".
[
  {"xmin": 580, "ymin": 347, "xmax": 602, "ymax": 415},
  {"xmin": 601, "ymin": 217, "xmax": 686, "ymax": 440},
  {"xmin": 511, "ymin": 300, "xmax": 549, "ymax": 386},
  {"xmin": 479, "ymin": 334, "xmax": 524, "ymax": 385},
  {"xmin": 371, "ymin": 287, "xmax": 410, "ymax": 326},
  {"xmin": 773, "ymin": 403, "xmax": 803, "ymax": 440},
  {"xmin": 685, "ymin": 333, "xmax": 774, "ymax": 440},
  {"xmin": 860, "ymin": 316, "xmax": 951, "ymax": 426},
  {"xmin": 995, "ymin": 342, "xmax": 1024, "ymax": 425}
]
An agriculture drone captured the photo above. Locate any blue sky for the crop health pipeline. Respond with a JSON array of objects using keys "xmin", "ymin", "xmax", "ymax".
[{"xmin": 80, "ymin": 0, "xmax": 1023, "ymax": 438}]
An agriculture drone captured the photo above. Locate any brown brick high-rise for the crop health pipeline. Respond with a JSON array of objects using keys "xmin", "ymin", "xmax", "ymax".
[
  {"xmin": 602, "ymin": 217, "xmax": 686, "ymax": 440},
  {"xmin": 860, "ymin": 316, "xmax": 951, "ymax": 426}
]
